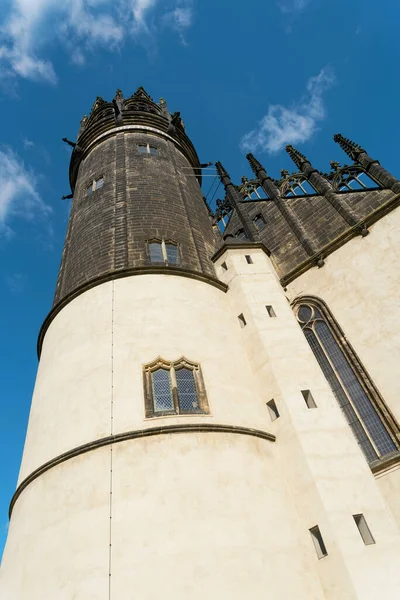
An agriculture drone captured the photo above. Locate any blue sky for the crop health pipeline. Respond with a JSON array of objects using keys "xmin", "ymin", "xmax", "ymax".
[{"xmin": 1, "ymin": 0, "xmax": 399, "ymax": 556}]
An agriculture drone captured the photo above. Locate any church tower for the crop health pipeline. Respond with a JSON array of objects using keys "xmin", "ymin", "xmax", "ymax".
[{"xmin": 2, "ymin": 88, "xmax": 400, "ymax": 599}]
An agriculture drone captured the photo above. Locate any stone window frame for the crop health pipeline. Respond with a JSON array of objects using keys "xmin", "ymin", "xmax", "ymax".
[
  {"xmin": 137, "ymin": 143, "xmax": 158, "ymax": 156},
  {"xmin": 281, "ymin": 174, "xmax": 316, "ymax": 197},
  {"xmin": 143, "ymin": 357, "xmax": 209, "ymax": 418},
  {"xmin": 292, "ymin": 295, "xmax": 400, "ymax": 465},
  {"xmin": 87, "ymin": 175, "xmax": 104, "ymax": 196},
  {"xmin": 146, "ymin": 238, "xmax": 181, "ymax": 265}
]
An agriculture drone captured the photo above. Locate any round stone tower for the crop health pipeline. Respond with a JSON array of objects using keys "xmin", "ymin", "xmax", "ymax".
[{"xmin": 3, "ymin": 87, "xmax": 400, "ymax": 600}]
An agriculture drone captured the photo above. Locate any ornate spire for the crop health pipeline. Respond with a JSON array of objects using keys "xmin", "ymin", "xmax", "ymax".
[
  {"xmin": 246, "ymin": 153, "xmax": 264, "ymax": 176},
  {"xmin": 333, "ymin": 134, "xmax": 366, "ymax": 161},
  {"xmin": 285, "ymin": 145, "xmax": 310, "ymax": 171}
]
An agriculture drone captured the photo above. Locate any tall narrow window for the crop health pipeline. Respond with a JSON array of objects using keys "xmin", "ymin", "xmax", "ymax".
[
  {"xmin": 143, "ymin": 358, "xmax": 209, "ymax": 418},
  {"xmin": 148, "ymin": 240, "xmax": 180, "ymax": 265},
  {"xmin": 294, "ymin": 298, "xmax": 399, "ymax": 463}
]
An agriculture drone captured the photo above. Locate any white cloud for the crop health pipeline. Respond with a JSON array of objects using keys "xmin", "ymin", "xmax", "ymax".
[
  {"xmin": 0, "ymin": 0, "xmax": 194, "ymax": 83},
  {"xmin": 240, "ymin": 67, "xmax": 335, "ymax": 154},
  {"xmin": 0, "ymin": 147, "xmax": 51, "ymax": 238},
  {"xmin": 277, "ymin": 0, "xmax": 311, "ymax": 15}
]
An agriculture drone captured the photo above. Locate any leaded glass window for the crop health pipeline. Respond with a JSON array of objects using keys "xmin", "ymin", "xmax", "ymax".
[
  {"xmin": 151, "ymin": 369, "xmax": 174, "ymax": 413},
  {"xmin": 148, "ymin": 240, "xmax": 180, "ymax": 265},
  {"xmin": 165, "ymin": 243, "xmax": 179, "ymax": 264},
  {"xmin": 175, "ymin": 368, "xmax": 201, "ymax": 413},
  {"xmin": 143, "ymin": 358, "xmax": 209, "ymax": 418},
  {"xmin": 149, "ymin": 242, "xmax": 164, "ymax": 263},
  {"xmin": 295, "ymin": 299, "xmax": 398, "ymax": 463}
]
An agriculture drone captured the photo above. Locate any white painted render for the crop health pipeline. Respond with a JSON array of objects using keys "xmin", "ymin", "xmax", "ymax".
[{"xmin": 2, "ymin": 246, "xmax": 400, "ymax": 598}]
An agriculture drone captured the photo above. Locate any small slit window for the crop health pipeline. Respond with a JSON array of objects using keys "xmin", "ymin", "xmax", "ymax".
[
  {"xmin": 221, "ymin": 262, "xmax": 228, "ymax": 272},
  {"xmin": 238, "ymin": 313, "xmax": 247, "ymax": 328},
  {"xmin": 254, "ymin": 215, "xmax": 266, "ymax": 231},
  {"xmin": 267, "ymin": 399, "xmax": 280, "ymax": 421},
  {"xmin": 148, "ymin": 240, "xmax": 179, "ymax": 265},
  {"xmin": 245, "ymin": 255, "xmax": 253, "ymax": 264},
  {"xmin": 235, "ymin": 229, "xmax": 248, "ymax": 240},
  {"xmin": 302, "ymin": 389, "xmax": 317, "ymax": 409},
  {"xmin": 87, "ymin": 176, "xmax": 104, "ymax": 196},
  {"xmin": 353, "ymin": 514, "xmax": 375, "ymax": 545},
  {"xmin": 143, "ymin": 358, "xmax": 209, "ymax": 418},
  {"xmin": 309, "ymin": 526, "xmax": 328, "ymax": 559},
  {"xmin": 266, "ymin": 305, "xmax": 277, "ymax": 318},
  {"xmin": 138, "ymin": 143, "xmax": 158, "ymax": 155}
]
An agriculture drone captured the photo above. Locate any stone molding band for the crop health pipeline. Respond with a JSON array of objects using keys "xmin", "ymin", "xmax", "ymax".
[
  {"xmin": 37, "ymin": 267, "xmax": 228, "ymax": 358},
  {"xmin": 9, "ymin": 423, "xmax": 276, "ymax": 518}
]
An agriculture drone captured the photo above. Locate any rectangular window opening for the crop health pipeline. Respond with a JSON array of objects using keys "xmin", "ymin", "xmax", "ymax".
[
  {"xmin": 138, "ymin": 144, "xmax": 147, "ymax": 153},
  {"xmin": 302, "ymin": 389, "xmax": 317, "ymax": 409},
  {"xmin": 95, "ymin": 176, "xmax": 104, "ymax": 190},
  {"xmin": 353, "ymin": 514, "xmax": 375, "ymax": 545},
  {"xmin": 245, "ymin": 255, "xmax": 253, "ymax": 264},
  {"xmin": 309, "ymin": 525, "xmax": 328, "ymax": 559},
  {"xmin": 266, "ymin": 305, "xmax": 277, "ymax": 318},
  {"xmin": 221, "ymin": 261, "xmax": 228, "ymax": 272},
  {"xmin": 238, "ymin": 313, "xmax": 247, "ymax": 328},
  {"xmin": 266, "ymin": 399, "xmax": 279, "ymax": 421},
  {"xmin": 87, "ymin": 184, "xmax": 93, "ymax": 196},
  {"xmin": 149, "ymin": 146, "xmax": 158, "ymax": 156}
]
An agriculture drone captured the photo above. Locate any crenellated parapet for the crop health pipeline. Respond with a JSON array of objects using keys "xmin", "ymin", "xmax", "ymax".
[{"xmin": 68, "ymin": 86, "xmax": 198, "ymax": 191}]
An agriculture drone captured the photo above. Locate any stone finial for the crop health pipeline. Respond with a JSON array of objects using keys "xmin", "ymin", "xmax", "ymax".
[
  {"xmin": 215, "ymin": 161, "xmax": 231, "ymax": 181},
  {"xmin": 115, "ymin": 89, "xmax": 123, "ymax": 100},
  {"xmin": 330, "ymin": 160, "xmax": 341, "ymax": 172},
  {"xmin": 246, "ymin": 153, "xmax": 265, "ymax": 176},
  {"xmin": 333, "ymin": 134, "xmax": 366, "ymax": 161},
  {"xmin": 285, "ymin": 145, "xmax": 310, "ymax": 170},
  {"xmin": 90, "ymin": 96, "xmax": 105, "ymax": 114}
]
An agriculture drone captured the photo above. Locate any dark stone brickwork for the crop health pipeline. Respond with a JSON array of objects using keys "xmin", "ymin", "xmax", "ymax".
[
  {"xmin": 224, "ymin": 186, "xmax": 399, "ymax": 281},
  {"xmin": 54, "ymin": 129, "xmax": 217, "ymax": 306}
]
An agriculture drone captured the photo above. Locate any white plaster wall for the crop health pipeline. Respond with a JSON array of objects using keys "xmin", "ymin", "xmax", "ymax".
[
  {"xmin": 285, "ymin": 207, "xmax": 400, "ymax": 533},
  {"xmin": 287, "ymin": 206, "xmax": 400, "ymax": 423},
  {"xmin": 215, "ymin": 247, "xmax": 400, "ymax": 600},
  {"xmin": 17, "ymin": 275, "xmax": 268, "ymax": 482}
]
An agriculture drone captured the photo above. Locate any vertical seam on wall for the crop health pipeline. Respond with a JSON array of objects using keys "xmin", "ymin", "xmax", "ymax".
[
  {"xmin": 108, "ymin": 280, "xmax": 115, "ymax": 600},
  {"xmin": 169, "ymin": 143, "xmax": 205, "ymax": 272},
  {"xmin": 114, "ymin": 132, "xmax": 128, "ymax": 270}
]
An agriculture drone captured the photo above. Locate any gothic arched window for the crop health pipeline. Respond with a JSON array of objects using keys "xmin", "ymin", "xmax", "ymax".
[
  {"xmin": 143, "ymin": 358, "xmax": 209, "ymax": 418},
  {"xmin": 294, "ymin": 297, "xmax": 399, "ymax": 464}
]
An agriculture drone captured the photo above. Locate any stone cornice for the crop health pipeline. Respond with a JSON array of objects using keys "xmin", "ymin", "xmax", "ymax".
[{"xmin": 9, "ymin": 423, "xmax": 276, "ymax": 518}]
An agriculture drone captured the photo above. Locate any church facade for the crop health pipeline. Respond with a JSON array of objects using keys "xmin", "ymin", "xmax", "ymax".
[{"xmin": 1, "ymin": 87, "xmax": 400, "ymax": 598}]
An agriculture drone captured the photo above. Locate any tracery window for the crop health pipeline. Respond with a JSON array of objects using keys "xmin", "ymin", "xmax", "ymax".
[
  {"xmin": 239, "ymin": 178, "xmax": 269, "ymax": 200},
  {"xmin": 331, "ymin": 167, "xmax": 379, "ymax": 192},
  {"xmin": 143, "ymin": 358, "xmax": 209, "ymax": 417},
  {"xmin": 294, "ymin": 297, "xmax": 399, "ymax": 464},
  {"xmin": 148, "ymin": 240, "xmax": 180, "ymax": 265},
  {"xmin": 282, "ymin": 176, "xmax": 316, "ymax": 197}
]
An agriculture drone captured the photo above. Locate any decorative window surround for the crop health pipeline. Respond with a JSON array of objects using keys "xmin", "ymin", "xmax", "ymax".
[
  {"xmin": 294, "ymin": 296, "xmax": 400, "ymax": 464},
  {"xmin": 143, "ymin": 357, "xmax": 209, "ymax": 418}
]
